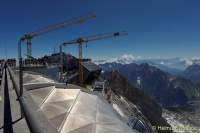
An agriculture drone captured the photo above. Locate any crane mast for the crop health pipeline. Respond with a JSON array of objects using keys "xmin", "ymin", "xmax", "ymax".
[
  {"xmin": 20, "ymin": 13, "xmax": 96, "ymax": 58},
  {"xmin": 61, "ymin": 31, "xmax": 128, "ymax": 85}
]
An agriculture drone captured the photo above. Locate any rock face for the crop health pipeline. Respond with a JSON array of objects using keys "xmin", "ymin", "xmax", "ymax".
[
  {"xmin": 119, "ymin": 63, "xmax": 188, "ymax": 107},
  {"xmin": 184, "ymin": 64, "xmax": 200, "ymax": 82},
  {"xmin": 107, "ymin": 71, "xmax": 172, "ymax": 133},
  {"xmin": 100, "ymin": 63, "xmax": 200, "ymax": 107},
  {"xmin": 100, "ymin": 62, "xmax": 123, "ymax": 72}
]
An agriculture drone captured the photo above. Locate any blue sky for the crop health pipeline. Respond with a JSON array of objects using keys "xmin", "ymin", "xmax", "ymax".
[{"xmin": 0, "ymin": 0, "xmax": 200, "ymax": 60}]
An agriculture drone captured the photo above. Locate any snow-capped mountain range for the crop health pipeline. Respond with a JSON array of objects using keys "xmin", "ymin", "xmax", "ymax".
[
  {"xmin": 94, "ymin": 54, "xmax": 200, "ymax": 71},
  {"xmin": 94, "ymin": 54, "xmax": 141, "ymax": 65}
]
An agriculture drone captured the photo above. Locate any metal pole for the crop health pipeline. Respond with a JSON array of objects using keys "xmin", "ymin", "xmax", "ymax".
[
  {"xmin": 78, "ymin": 43, "xmax": 83, "ymax": 85},
  {"xmin": 27, "ymin": 39, "xmax": 32, "ymax": 58},
  {"xmin": 18, "ymin": 40, "xmax": 23, "ymax": 97},
  {"xmin": 60, "ymin": 45, "xmax": 63, "ymax": 81}
]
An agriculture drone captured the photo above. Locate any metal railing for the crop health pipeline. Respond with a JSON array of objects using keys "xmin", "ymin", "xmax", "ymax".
[
  {"xmin": 111, "ymin": 93, "xmax": 155, "ymax": 133},
  {"xmin": 7, "ymin": 66, "xmax": 58, "ymax": 133}
]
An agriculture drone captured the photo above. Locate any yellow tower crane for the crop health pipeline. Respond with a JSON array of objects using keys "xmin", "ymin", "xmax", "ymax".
[
  {"xmin": 18, "ymin": 13, "xmax": 96, "ymax": 97},
  {"xmin": 20, "ymin": 13, "xmax": 96, "ymax": 58},
  {"xmin": 60, "ymin": 31, "xmax": 128, "ymax": 85}
]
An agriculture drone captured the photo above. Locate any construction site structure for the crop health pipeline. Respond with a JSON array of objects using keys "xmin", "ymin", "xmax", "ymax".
[
  {"xmin": 60, "ymin": 31, "xmax": 128, "ymax": 85},
  {"xmin": 20, "ymin": 13, "xmax": 96, "ymax": 58}
]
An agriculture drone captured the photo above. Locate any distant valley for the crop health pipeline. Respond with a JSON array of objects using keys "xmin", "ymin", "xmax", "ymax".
[
  {"xmin": 95, "ymin": 55, "xmax": 200, "ymax": 107},
  {"xmin": 97, "ymin": 57, "xmax": 200, "ymax": 133}
]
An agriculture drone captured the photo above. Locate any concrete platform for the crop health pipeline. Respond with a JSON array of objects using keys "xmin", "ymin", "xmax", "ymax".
[
  {"xmin": 6, "ymin": 70, "xmax": 30, "ymax": 133},
  {"xmin": 0, "ymin": 69, "xmax": 30, "ymax": 133}
]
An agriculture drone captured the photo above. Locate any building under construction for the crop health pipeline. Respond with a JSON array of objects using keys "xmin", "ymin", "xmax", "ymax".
[{"xmin": 0, "ymin": 12, "xmax": 156, "ymax": 133}]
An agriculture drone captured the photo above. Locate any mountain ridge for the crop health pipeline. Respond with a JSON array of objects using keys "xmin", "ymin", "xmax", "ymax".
[
  {"xmin": 100, "ymin": 62, "xmax": 200, "ymax": 107},
  {"xmin": 106, "ymin": 71, "xmax": 172, "ymax": 133},
  {"xmin": 94, "ymin": 55, "xmax": 200, "ymax": 72}
]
